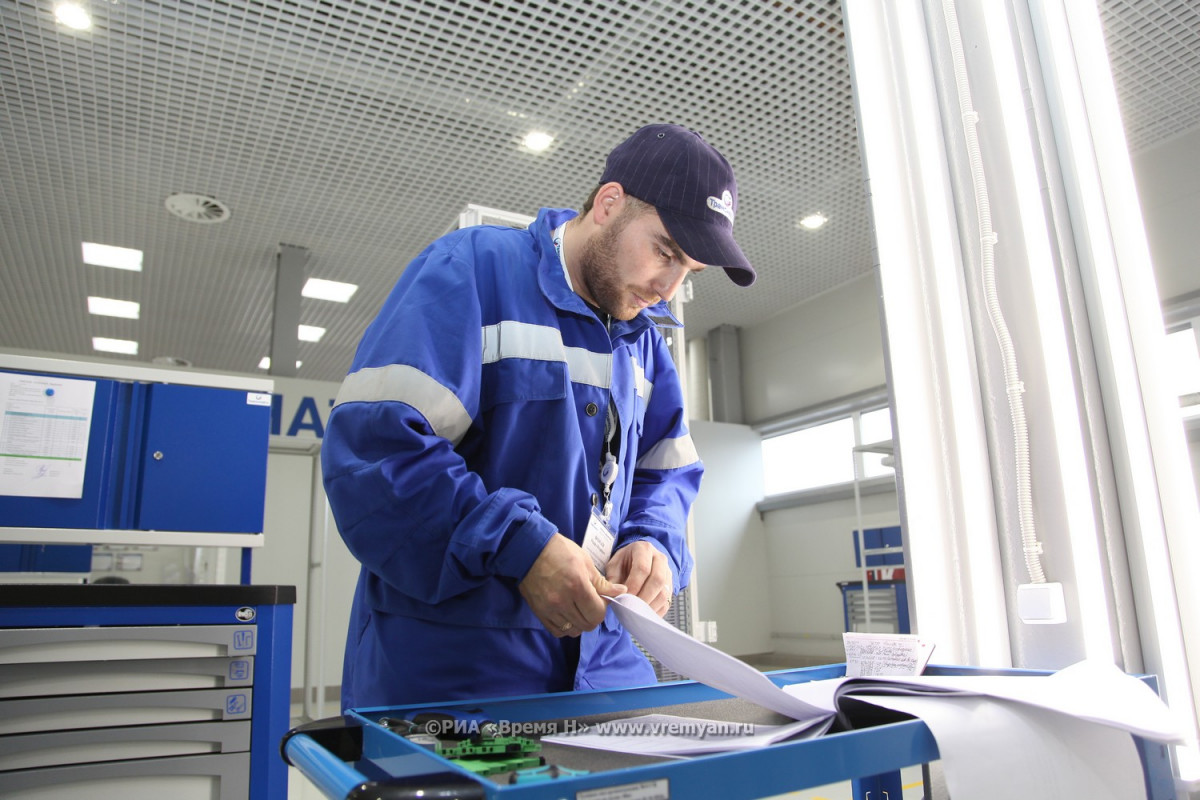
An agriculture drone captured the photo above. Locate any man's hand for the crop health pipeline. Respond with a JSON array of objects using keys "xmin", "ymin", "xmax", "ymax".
[
  {"xmin": 606, "ymin": 540, "xmax": 672, "ymax": 616},
  {"xmin": 519, "ymin": 533, "xmax": 626, "ymax": 637}
]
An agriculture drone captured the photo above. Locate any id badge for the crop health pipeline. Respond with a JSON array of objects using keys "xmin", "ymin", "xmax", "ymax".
[{"xmin": 582, "ymin": 507, "xmax": 616, "ymax": 573}]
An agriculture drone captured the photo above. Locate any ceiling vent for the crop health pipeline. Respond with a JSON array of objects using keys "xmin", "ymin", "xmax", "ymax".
[{"xmin": 165, "ymin": 193, "xmax": 231, "ymax": 224}]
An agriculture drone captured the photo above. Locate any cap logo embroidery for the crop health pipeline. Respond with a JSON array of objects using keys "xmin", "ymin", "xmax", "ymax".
[{"xmin": 706, "ymin": 190, "xmax": 735, "ymax": 224}]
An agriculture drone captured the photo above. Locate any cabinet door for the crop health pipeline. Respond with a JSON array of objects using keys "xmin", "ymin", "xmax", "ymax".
[
  {"xmin": 134, "ymin": 384, "xmax": 269, "ymax": 532},
  {"xmin": 0, "ymin": 373, "xmax": 125, "ymax": 529}
]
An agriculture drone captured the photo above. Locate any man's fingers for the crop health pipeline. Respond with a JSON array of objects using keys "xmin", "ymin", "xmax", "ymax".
[
  {"xmin": 648, "ymin": 588, "xmax": 671, "ymax": 617},
  {"xmin": 520, "ymin": 534, "xmax": 623, "ymax": 636},
  {"xmin": 592, "ymin": 571, "xmax": 627, "ymax": 598}
]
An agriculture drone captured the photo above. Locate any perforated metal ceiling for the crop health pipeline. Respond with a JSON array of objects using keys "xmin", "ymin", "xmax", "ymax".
[{"xmin": 1, "ymin": 0, "xmax": 1197, "ymax": 383}]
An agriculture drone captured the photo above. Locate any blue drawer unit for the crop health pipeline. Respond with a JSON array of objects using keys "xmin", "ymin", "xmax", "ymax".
[
  {"xmin": 0, "ymin": 584, "xmax": 295, "ymax": 800},
  {"xmin": 131, "ymin": 383, "xmax": 270, "ymax": 533}
]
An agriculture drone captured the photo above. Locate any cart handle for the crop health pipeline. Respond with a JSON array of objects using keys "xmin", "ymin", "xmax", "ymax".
[{"xmin": 281, "ymin": 716, "xmax": 486, "ymax": 800}]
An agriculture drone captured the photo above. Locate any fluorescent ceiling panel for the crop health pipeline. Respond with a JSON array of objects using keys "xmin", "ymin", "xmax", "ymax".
[
  {"xmin": 303, "ymin": 278, "xmax": 359, "ymax": 303},
  {"xmin": 82, "ymin": 242, "xmax": 143, "ymax": 271},
  {"xmin": 92, "ymin": 337, "xmax": 139, "ymax": 355},
  {"xmin": 87, "ymin": 296, "xmax": 141, "ymax": 319}
]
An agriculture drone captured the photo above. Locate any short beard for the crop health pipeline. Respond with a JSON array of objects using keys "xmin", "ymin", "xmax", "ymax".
[{"xmin": 577, "ymin": 200, "xmax": 647, "ymax": 321}]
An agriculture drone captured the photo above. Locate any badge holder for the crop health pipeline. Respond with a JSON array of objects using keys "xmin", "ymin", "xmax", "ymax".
[{"xmin": 582, "ymin": 453, "xmax": 618, "ymax": 572}]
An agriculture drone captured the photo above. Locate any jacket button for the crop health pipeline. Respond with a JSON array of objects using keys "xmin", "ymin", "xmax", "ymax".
[{"xmin": 585, "ymin": 402, "xmax": 599, "ymax": 416}]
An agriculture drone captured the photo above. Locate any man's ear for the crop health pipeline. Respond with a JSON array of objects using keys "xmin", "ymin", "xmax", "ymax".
[{"xmin": 591, "ymin": 182, "xmax": 625, "ymax": 225}]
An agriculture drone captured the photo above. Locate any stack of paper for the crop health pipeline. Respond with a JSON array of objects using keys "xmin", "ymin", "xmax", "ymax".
[{"xmin": 548, "ymin": 594, "xmax": 1188, "ymax": 800}]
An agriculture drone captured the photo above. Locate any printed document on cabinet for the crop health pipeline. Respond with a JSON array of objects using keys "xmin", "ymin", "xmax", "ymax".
[{"xmin": 0, "ymin": 373, "xmax": 96, "ymax": 499}]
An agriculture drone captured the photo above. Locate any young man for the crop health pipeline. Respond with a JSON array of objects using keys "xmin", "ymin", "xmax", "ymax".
[{"xmin": 322, "ymin": 124, "xmax": 755, "ymax": 709}]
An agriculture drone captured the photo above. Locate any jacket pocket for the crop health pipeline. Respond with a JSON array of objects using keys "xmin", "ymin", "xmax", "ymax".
[{"xmin": 481, "ymin": 358, "xmax": 568, "ymax": 409}]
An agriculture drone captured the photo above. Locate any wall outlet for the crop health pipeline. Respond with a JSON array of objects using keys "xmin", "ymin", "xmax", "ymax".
[
  {"xmin": 709, "ymin": 620, "xmax": 718, "ymax": 643},
  {"xmin": 1017, "ymin": 582, "xmax": 1067, "ymax": 624}
]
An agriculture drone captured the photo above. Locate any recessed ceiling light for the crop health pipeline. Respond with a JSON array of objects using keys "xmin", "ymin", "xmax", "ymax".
[
  {"xmin": 303, "ymin": 277, "xmax": 358, "ymax": 303},
  {"xmin": 259, "ymin": 357, "xmax": 303, "ymax": 370},
  {"xmin": 54, "ymin": 2, "xmax": 91, "ymax": 30},
  {"xmin": 522, "ymin": 131, "xmax": 554, "ymax": 152},
  {"xmin": 298, "ymin": 325, "xmax": 326, "ymax": 343},
  {"xmin": 82, "ymin": 242, "xmax": 143, "ymax": 271},
  {"xmin": 798, "ymin": 213, "xmax": 829, "ymax": 230},
  {"xmin": 87, "ymin": 296, "xmax": 140, "ymax": 319},
  {"xmin": 93, "ymin": 337, "xmax": 138, "ymax": 355}
]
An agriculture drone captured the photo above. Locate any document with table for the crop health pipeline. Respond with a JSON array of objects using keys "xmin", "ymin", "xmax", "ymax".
[{"xmin": 544, "ymin": 594, "xmax": 1187, "ymax": 800}]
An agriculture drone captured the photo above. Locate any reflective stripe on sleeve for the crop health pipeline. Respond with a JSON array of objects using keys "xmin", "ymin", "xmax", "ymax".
[
  {"xmin": 636, "ymin": 433, "xmax": 700, "ymax": 471},
  {"xmin": 333, "ymin": 364, "xmax": 473, "ymax": 446}
]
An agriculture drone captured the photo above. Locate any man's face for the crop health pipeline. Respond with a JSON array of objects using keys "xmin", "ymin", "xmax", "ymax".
[{"xmin": 577, "ymin": 201, "xmax": 706, "ymax": 321}]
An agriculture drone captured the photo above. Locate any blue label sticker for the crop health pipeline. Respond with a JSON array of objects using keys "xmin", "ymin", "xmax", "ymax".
[{"xmin": 227, "ymin": 693, "xmax": 248, "ymax": 715}]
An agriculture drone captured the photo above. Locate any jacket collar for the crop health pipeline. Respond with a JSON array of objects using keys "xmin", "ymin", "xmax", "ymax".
[{"xmin": 532, "ymin": 208, "xmax": 682, "ymax": 337}]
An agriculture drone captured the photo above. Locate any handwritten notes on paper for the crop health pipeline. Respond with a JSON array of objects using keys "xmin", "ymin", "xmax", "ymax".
[
  {"xmin": 0, "ymin": 373, "xmax": 96, "ymax": 499},
  {"xmin": 843, "ymin": 632, "xmax": 935, "ymax": 677}
]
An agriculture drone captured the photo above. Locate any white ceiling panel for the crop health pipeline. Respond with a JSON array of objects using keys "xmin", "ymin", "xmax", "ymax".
[{"xmin": 1, "ymin": 0, "xmax": 1197, "ymax": 382}]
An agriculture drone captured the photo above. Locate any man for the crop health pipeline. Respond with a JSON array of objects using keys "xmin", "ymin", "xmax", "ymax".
[{"xmin": 322, "ymin": 124, "xmax": 755, "ymax": 709}]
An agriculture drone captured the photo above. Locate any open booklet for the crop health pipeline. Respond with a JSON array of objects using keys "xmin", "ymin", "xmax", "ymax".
[
  {"xmin": 548, "ymin": 594, "xmax": 1189, "ymax": 800},
  {"xmin": 546, "ymin": 595, "xmax": 1187, "ymax": 748}
]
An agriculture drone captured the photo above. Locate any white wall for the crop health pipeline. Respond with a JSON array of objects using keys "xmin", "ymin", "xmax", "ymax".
[
  {"xmin": 689, "ymin": 420, "xmax": 773, "ymax": 657},
  {"xmin": 259, "ymin": 377, "xmax": 358, "ymax": 712},
  {"xmin": 252, "ymin": 448, "xmax": 358, "ymax": 712},
  {"xmin": 739, "ymin": 274, "xmax": 886, "ymax": 424},
  {"xmin": 761, "ymin": 491, "xmax": 900, "ymax": 662},
  {"xmin": 1131, "ymin": 128, "xmax": 1200, "ymax": 303}
]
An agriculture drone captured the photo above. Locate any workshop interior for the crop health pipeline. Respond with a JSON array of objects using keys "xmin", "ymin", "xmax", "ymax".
[{"xmin": 2, "ymin": 0, "xmax": 1200, "ymax": 798}]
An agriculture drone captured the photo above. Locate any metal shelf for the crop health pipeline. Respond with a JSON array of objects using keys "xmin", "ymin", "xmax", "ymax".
[{"xmin": 0, "ymin": 528, "xmax": 264, "ymax": 548}]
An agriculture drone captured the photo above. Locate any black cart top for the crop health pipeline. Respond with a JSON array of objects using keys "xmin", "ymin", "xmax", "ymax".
[{"xmin": 0, "ymin": 583, "xmax": 296, "ymax": 607}]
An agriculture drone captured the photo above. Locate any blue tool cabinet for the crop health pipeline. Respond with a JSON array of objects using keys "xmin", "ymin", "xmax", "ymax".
[
  {"xmin": 0, "ymin": 584, "xmax": 295, "ymax": 800},
  {"xmin": 282, "ymin": 664, "xmax": 1177, "ymax": 800},
  {"xmin": 838, "ymin": 580, "xmax": 911, "ymax": 634},
  {"xmin": 0, "ymin": 367, "xmax": 270, "ymax": 535}
]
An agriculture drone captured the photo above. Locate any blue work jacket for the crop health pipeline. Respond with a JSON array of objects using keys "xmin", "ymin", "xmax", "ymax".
[{"xmin": 322, "ymin": 207, "xmax": 702, "ymax": 701}]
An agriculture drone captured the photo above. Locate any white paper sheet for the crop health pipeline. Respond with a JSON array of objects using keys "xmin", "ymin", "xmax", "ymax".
[
  {"xmin": 781, "ymin": 659, "xmax": 1184, "ymax": 742},
  {"xmin": 542, "ymin": 713, "xmax": 833, "ymax": 757},
  {"xmin": 855, "ymin": 694, "xmax": 1146, "ymax": 800},
  {"xmin": 607, "ymin": 594, "xmax": 832, "ymax": 721},
  {"xmin": 0, "ymin": 373, "xmax": 96, "ymax": 499}
]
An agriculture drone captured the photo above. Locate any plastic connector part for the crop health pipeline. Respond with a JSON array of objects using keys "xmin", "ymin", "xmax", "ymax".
[{"xmin": 1017, "ymin": 582, "xmax": 1067, "ymax": 624}]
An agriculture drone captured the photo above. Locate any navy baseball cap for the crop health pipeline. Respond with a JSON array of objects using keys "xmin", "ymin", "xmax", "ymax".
[{"xmin": 600, "ymin": 124, "xmax": 755, "ymax": 287}]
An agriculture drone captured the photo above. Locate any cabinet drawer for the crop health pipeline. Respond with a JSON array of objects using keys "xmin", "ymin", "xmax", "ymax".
[
  {"xmin": 0, "ymin": 751, "xmax": 249, "ymax": 800},
  {"xmin": 0, "ymin": 687, "xmax": 252, "ymax": 734},
  {"xmin": 0, "ymin": 655, "xmax": 253, "ymax": 698},
  {"xmin": 0, "ymin": 625, "xmax": 258, "ymax": 663},
  {"xmin": 0, "ymin": 720, "xmax": 250, "ymax": 771}
]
